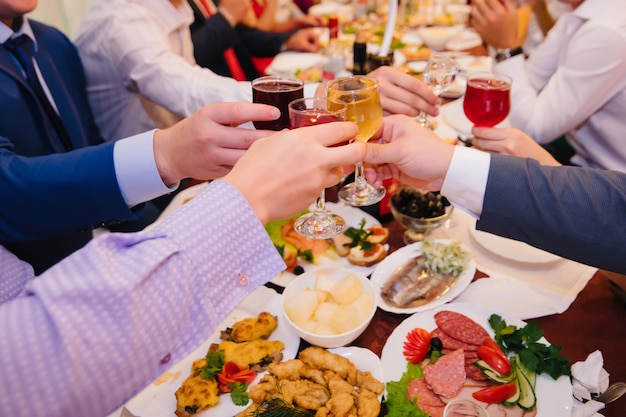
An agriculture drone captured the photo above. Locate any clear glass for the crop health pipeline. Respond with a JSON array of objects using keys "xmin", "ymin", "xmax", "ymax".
[
  {"xmin": 326, "ymin": 75, "xmax": 385, "ymax": 207},
  {"xmin": 288, "ymin": 97, "xmax": 349, "ymax": 239},
  {"xmin": 417, "ymin": 53, "xmax": 460, "ymax": 129},
  {"xmin": 443, "ymin": 399, "xmax": 490, "ymax": 417},
  {"xmin": 251, "ymin": 75, "xmax": 304, "ymax": 131}
]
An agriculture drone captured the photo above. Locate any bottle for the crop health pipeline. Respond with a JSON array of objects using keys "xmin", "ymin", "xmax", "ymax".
[
  {"xmin": 352, "ymin": 30, "xmax": 367, "ymax": 76},
  {"xmin": 322, "ymin": 15, "xmax": 346, "ymax": 81}
]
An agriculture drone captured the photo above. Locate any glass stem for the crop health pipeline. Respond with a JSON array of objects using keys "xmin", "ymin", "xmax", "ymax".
[
  {"xmin": 314, "ymin": 189, "xmax": 326, "ymax": 216},
  {"xmin": 354, "ymin": 161, "xmax": 369, "ymax": 195},
  {"xmin": 417, "ymin": 110, "xmax": 428, "ymax": 127}
]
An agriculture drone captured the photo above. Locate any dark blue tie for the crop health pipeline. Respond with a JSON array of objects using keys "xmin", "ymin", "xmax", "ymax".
[{"xmin": 4, "ymin": 34, "xmax": 74, "ymax": 151}]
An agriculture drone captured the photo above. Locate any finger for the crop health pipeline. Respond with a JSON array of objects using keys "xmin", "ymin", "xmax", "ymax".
[
  {"xmin": 363, "ymin": 142, "xmax": 394, "ymax": 166},
  {"xmin": 321, "ymin": 141, "xmax": 366, "ymax": 171},
  {"xmin": 295, "ymin": 121, "xmax": 359, "ymax": 147},
  {"xmin": 197, "ymin": 102, "xmax": 280, "ymax": 126},
  {"xmin": 209, "ymin": 124, "xmax": 271, "ymax": 150}
]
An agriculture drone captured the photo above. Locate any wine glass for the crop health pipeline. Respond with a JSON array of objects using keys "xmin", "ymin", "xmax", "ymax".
[
  {"xmin": 288, "ymin": 97, "xmax": 348, "ymax": 239},
  {"xmin": 326, "ymin": 75, "xmax": 385, "ymax": 207},
  {"xmin": 463, "ymin": 71, "xmax": 512, "ymax": 128},
  {"xmin": 417, "ymin": 53, "xmax": 460, "ymax": 129},
  {"xmin": 251, "ymin": 75, "xmax": 304, "ymax": 130}
]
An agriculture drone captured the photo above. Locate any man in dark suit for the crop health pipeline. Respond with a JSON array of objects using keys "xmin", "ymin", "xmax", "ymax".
[
  {"xmin": 188, "ymin": 0, "xmax": 320, "ymax": 80},
  {"xmin": 0, "ymin": 6, "xmax": 276, "ymax": 274},
  {"xmin": 362, "ymin": 115, "xmax": 626, "ymax": 273}
]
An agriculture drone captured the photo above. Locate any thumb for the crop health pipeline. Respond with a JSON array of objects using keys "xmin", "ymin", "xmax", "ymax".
[{"xmin": 363, "ymin": 142, "xmax": 394, "ymax": 166}]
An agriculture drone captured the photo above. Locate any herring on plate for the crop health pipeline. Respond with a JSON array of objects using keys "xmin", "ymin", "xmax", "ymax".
[{"xmin": 381, "ymin": 240, "xmax": 470, "ymax": 309}]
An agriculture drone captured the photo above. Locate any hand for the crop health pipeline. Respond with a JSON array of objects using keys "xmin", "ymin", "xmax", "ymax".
[
  {"xmin": 295, "ymin": 15, "xmax": 324, "ymax": 28},
  {"xmin": 224, "ymin": 122, "xmax": 364, "ymax": 223},
  {"xmin": 363, "ymin": 114, "xmax": 455, "ymax": 191},
  {"xmin": 367, "ymin": 66, "xmax": 440, "ymax": 118},
  {"xmin": 471, "ymin": 127, "xmax": 561, "ymax": 166},
  {"xmin": 153, "ymin": 102, "xmax": 281, "ymax": 185},
  {"xmin": 471, "ymin": 0, "xmax": 520, "ymax": 49},
  {"xmin": 218, "ymin": 0, "xmax": 251, "ymax": 25},
  {"xmin": 284, "ymin": 28, "xmax": 320, "ymax": 52}
]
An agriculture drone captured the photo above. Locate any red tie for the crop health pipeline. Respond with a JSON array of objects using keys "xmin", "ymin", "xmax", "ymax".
[{"xmin": 197, "ymin": 0, "xmax": 248, "ymax": 81}]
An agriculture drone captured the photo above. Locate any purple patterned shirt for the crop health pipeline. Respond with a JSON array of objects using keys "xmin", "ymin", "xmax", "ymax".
[{"xmin": 0, "ymin": 180, "xmax": 285, "ymax": 417}]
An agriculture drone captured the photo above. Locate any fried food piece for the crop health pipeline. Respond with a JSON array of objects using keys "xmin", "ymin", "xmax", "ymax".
[
  {"xmin": 248, "ymin": 374, "xmax": 280, "ymax": 404},
  {"xmin": 289, "ymin": 379, "xmax": 330, "ymax": 410},
  {"xmin": 219, "ymin": 339, "xmax": 284, "ymax": 371},
  {"xmin": 268, "ymin": 359, "xmax": 327, "ymax": 386},
  {"xmin": 356, "ymin": 370, "xmax": 385, "ymax": 395},
  {"xmin": 174, "ymin": 375, "xmax": 219, "ymax": 417},
  {"xmin": 299, "ymin": 346, "xmax": 357, "ymax": 385},
  {"xmin": 355, "ymin": 388, "xmax": 380, "ymax": 417},
  {"xmin": 229, "ymin": 312, "xmax": 278, "ymax": 342}
]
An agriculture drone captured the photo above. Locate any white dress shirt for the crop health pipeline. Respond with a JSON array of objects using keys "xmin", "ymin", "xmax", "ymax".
[
  {"xmin": 74, "ymin": 0, "xmax": 253, "ymax": 141},
  {"xmin": 496, "ymin": 0, "xmax": 626, "ymax": 170}
]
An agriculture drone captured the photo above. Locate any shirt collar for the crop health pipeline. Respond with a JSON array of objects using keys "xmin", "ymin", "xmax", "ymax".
[
  {"xmin": 152, "ymin": 0, "xmax": 194, "ymax": 34},
  {"xmin": 1, "ymin": 17, "xmax": 38, "ymax": 51}
]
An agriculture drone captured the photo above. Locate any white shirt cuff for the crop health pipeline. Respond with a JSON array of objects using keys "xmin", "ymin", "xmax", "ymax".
[
  {"xmin": 441, "ymin": 146, "xmax": 491, "ymax": 218},
  {"xmin": 113, "ymin": 130, "xmax": 179, "ymax": 207}
]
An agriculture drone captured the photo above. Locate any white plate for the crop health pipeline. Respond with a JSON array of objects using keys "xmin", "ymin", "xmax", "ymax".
[
  {"xmin": 440, "ymin": 76, "xmax": 467, "ymax": 99},
  {"xmin": 266, "ymin": 51, "xmax": 325, "ymax": 76},
  {"xmin": 381, "ymin": 302, "xmax": 573, "ymax": 417},
  {"xmin": 116, "ymin": 286, "xmax": 300, "ymax": 417},
  {"xmin": 468, "ymin": 221, "xmax": 562, "ymax": 264},
  {"xmin": 328, "ymin": 346, "xmax": 385, "ymax": 400},
  {"xmin": 454, "ymin": 55, "xmax": 494, "ymax": 74},
  {"xmin": 370, "ymin": 239, "xmax": 475, "ymax": 314},
  {"xmin": 440, "ymin": 98, "xmax": 511, "ymax": 136},
  {"xmin": 407, "ymin": 60, "xmax": 427, "ymax": 73},
  {"xmin": 269, "ymin": 202, "xmax": 384, "ymax": 287}
]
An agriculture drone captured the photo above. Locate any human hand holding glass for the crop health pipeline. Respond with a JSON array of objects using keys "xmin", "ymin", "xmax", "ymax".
[
  {"xmin": 417, "ymin": 53, "xmax": 459, "ymax": 129},
  {"xmin": 326, "ymin": 75, "xmax": 385, "ymax": 207},
  {"xmin": 252, "ymin": 75, "xmax": 304, "ymax": 130},
  {"xmin": 289, "ymin": 97, "xmax": 348, "ymax": 239}
]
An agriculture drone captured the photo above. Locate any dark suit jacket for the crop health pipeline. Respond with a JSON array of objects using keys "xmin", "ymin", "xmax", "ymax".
[
  {"xmin": 188, "ymin": 0, "xmax": 291, "ymax": 80},
  {"xmin": 478, "ymin": 154, "xmax": 626, "ymax": 273},
  {"xmin": 0, "ymin": 20, "xmax": 159, "ymax": 274}
]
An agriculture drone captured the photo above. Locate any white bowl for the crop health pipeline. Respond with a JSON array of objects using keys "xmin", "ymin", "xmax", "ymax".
[
  {"xmin": 281, "ymin": 267, "xmax": 377, "ymax": 348},
  {"xmin": 418, "ymin": 26, "xmax": 460, "ymax": 51}
]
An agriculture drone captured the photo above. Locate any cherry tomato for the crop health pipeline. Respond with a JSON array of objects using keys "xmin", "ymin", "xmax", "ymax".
[
  {"xmin": 403, "ymin": 328, "xmax": 432, "ymax": 364},
  {"xmin": 477, "ymin": 345, "xmax": 512, "ymax": 375},
  {"xmin": 482, "ymin": 337, "xmax": 507, "ymax": 360},
  {"xmin": 217, "ymin": 362, "xmax": 257, "ymax": 392},
  {"xmin": 472, "ymin": 381, "xmax": 517, "ymax": 403}
]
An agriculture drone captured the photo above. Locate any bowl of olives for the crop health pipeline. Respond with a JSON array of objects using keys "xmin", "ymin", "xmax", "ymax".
[{"xmin": 390, "ymin": 187, "xmax": 453, "ymax": 244}]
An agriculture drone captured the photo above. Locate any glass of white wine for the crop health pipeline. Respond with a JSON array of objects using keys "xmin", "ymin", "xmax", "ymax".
[
  {"xmin": 326, "ymin": 75, "xmax": 385, "ymax": 207},
  {"xmin": 417, "ymin": 53, "xmax": 459, "ymax": 129}
]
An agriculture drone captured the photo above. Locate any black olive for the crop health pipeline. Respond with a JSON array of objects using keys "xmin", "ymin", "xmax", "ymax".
[
  {"xmin": 293, "ymin": 265, "xmax": 305, "ymax": 275},
  {"xmin": 430, "ymin": 337, "xmax": 443, "ymax": 351}
]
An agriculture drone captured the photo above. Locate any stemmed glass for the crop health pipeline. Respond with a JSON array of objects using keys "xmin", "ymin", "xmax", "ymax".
[
  {"xmin": 463, "ymin": 71, "xmax": 512, "ymax": 128},
  {"xmin": 417, "ymin": 53, "xmax": 460, "ymax": 129},
  {"xmin": 326, "ymin": 75, "xmax": 385, "ymax": 207},
  {"xmin": 288, "ymin": 97, "xmax": 349, "ymax": 239},
  {"xmin": 252, "ymin": 75, "xmax": 304, "ymax": 130}
]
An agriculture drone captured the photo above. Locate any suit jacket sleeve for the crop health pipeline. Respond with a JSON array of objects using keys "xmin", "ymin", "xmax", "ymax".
[
  {"xmin": 0, "ymin": 136, "xmax": 137, "ymax": 241},
  {"xmin": 478, "ymin": 154, "xmax": 626, "ymax": 272}
]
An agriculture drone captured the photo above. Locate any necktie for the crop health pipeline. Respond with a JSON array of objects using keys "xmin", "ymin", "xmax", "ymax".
[
  {"xmin": 4, "ymin": 35, "xmax": 74, "ymax": 151},
  {"xmin": 196, "ymin": 0, "xmax": 248, "ymax": 81}
]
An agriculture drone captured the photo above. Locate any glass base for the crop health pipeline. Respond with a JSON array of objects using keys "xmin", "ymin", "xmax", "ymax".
[
  {"xmin": 403, "ymin": 229, "xmax": 431, "ymax": 244},
  {"xmin": 338, "ymin": 182, "xmax": 386, "ymax": 207},
  {"xmin": 294, "ymin": 212, "xmax": 346, "ymax": 239}
]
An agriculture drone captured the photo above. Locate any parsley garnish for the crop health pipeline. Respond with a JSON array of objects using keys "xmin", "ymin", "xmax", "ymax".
[
  {"xmin": 489, "ymin": 314, "xmax": 571, "ymax": 380},
  {"xmin": 343, "ymin": 219, "xmax": 374, "ymax": 252},
  {"xmin": 199, "ymin": 350, "xmax": 225, "ymax": 380},
  {"xmin": 230, "ymin": 382, "xmax": 250, "ymax": 406}
]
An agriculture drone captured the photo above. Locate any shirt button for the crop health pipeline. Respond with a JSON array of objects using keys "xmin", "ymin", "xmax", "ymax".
[
  {"xmin": 160, "ymin": 353, "xmax": 172, "ymax": 364},
  {"xmin": 237, "ymin": 273, "xmax": 249, "ymax": 286}
]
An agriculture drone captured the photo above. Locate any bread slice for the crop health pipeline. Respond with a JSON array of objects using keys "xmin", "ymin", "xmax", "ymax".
[
  {"xmin": 347, "ymin": 243, "xmax": 387, "ymax": 267},
  {"xmin": 331, "ymin": 232, "xmax": 353, "ymax": 257},
  {"xmin": 366, "ymin": 226, "xmax": 389, "ymax": 245}
]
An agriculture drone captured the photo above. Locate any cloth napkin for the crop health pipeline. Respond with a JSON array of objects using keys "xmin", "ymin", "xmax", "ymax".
[
  {"xmin": 428, "ymin": 209, "xmax": 598, "ymax": 320},
  {"xmin": 571, "ymin": 350, "xmax": 609, "ymax": 417}
]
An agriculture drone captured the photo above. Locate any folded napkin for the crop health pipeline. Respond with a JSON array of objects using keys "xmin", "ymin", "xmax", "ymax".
[{"xmin": 571, "ymin": 350, "xmax": 609, "ymax": 417}]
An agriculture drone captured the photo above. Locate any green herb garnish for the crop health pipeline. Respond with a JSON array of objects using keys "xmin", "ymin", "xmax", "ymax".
[
  {"xmin": 489, "ymin": 314, "xmax": 571, "ymax": 380},
  {"xmin": 384, "ymin": 362, "xmax": 429, "ymax": 417},
  {"xmin": 199, "ymin": 350, "xmax": 225, "ymax": 380},
  {"xmin": 343, "ymin": 219, "xmax": 374, "ymax": 252},
  {"xmin": 230, "ymin": 382, "xmax": 251, "ymax": 406}
]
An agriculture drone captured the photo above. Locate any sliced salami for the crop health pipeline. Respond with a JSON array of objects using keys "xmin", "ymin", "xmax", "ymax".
[
  {"xmin": 406, "ymin": 377, "xmax": 445, "ymax": 407},
  {"xmin": 434, "ymin": 311, "xmax": 489, "ymax": 346},
  {"xmin": 432, "ymin": 327, "xmax": 479, "ymax": 351},
  {"xmin": 423, "ymin": 348, "xmax": 466, "ymax": 398}
]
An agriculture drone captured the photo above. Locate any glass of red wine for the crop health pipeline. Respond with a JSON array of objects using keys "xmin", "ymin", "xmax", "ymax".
[
  {"xmin": 463, "ymin": 71, "xmax": 512, "ymax": 128},
  {"xmin": 252, "ymin": 75, "xmax": 304, "ymax": 130},
  {"xmin": 288, "ymin": 97, "xmax": 348, "ymax": 239}
]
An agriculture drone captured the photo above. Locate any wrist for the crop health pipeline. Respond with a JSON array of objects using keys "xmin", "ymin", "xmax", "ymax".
[{"xmin": 495, "ymin": 46, "xmax": 525, "ymax": 63}]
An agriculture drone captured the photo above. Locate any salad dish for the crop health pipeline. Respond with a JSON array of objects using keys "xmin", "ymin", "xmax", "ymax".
[{"xmin": 381, "ymin": 303, "xmax": 573, "ymax": 417}]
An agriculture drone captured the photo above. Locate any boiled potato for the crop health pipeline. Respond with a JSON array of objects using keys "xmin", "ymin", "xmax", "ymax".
[
  {"xmin": 331, "ymin": 304, "xmax": 364, "ymax": 334},
  {"xmin": 314, "ymin": 274, "xmax": 337, "ymax": 294},
  {"xmin": 285, "ymin": 288, "xmax": 323, "ymax": 325},
  {"xmin": 329, "ymin": 273, "xmax": 363, "ymax": 305},
  {"xmin": 313, "ymin": 301, "xmax": 340, "ymax": 324}
]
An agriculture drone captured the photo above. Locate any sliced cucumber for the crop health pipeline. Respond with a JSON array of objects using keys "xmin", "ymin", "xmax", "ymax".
[
  {"xmin": 475, "ymin": 359, "xmax": 516, "ymax": 384},
  {"xmin": 502, "ymin": 359, "xmax": 520, "ymax": 406},
  {"xmin": 516, "ymin": 357, "xmax": 537, "ymax": 411},
  {"xmin": 515, "ymin": 355, "xmax": 537, "ymax": 389}
]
